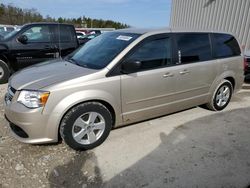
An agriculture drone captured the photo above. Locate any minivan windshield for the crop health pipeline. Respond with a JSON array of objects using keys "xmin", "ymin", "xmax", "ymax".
[{"xmin": 68, "ymin": 32, "xmax": 141, "ymax": 69}]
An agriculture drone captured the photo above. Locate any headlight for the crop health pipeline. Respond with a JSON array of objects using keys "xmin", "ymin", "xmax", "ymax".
[{"xmin": 17, "ymin": 90, "xmax": 50, "ymax": 108}]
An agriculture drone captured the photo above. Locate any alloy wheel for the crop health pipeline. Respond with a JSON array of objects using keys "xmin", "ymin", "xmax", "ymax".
[
  {"xmin": 215, "ymin": 85, "xmax": 231, "ymax": 107},
  {"xmin": 72, "ymin": 112, "xmax": 106, "ymax": 145}
]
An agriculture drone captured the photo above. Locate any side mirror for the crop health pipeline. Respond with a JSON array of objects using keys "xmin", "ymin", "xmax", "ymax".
[
  {"xmin": 17, "ymin": 35, "xmax": 28, "ymax": 44},
  {"xmin": 121, "ymin": 60, "xmax": 142, "ymax": 74}
]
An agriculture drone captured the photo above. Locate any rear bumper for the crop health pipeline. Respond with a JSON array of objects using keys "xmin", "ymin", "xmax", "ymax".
[
  {"xmin": 234, "ymin": 73, "xmax": 244, "ymax": 93},
  {"xmin": 245, "ymin": 71, "xmax": 250, "ymax": 80}
]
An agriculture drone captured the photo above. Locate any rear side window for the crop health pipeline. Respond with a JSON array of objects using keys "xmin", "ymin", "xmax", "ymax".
[
  {"xmin": 213, "ymin": 33, "xmax": 241, "ymax": 58},
  {"xmin": 58, "ymin": 25, "xmax": 76, "ymax": 43},
  {"xmin": 176, "ymin": 33, "xmax": 212, "ymax": 64},
  {"xmin": 126, "ymin": 36, "xmax": 172, "ymax": 71}
]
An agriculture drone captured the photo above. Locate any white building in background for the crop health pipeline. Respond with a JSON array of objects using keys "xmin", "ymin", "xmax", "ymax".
[{"xmin": 170, "ymin": 0, "xmax": 250, "ymax": 52}]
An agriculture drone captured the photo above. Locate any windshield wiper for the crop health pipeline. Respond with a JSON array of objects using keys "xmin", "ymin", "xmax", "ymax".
[
  {"xmin": 65, "ymin": 58, "xmax": 79, "ymax": 65},
  {"xmin": 65, "ymin": 58, "xmax": 89, "ymax": 68}
]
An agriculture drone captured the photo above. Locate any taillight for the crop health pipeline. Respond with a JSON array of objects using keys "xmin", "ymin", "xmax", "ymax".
[{"xmin": 244, "ymin": 58, "xmax": 248, "ymax": 72}]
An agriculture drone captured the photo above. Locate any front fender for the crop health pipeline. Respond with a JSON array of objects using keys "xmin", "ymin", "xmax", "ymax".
[
  {"xmin": 0, "ymin": 43, "xmax": 8, "ymax": 51},
  {"xmin": 0, "ymin": 44, "xmax": 10, "ymax": 66},
  {"xmin": 44, "ymin": 89, "xmax": 122, "ymax": 139}
]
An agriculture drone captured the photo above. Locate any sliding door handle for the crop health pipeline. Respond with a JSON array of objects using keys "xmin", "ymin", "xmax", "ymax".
[{"xmin": 163, "ymin": 72, "xmax": 174, "ymax": 78}]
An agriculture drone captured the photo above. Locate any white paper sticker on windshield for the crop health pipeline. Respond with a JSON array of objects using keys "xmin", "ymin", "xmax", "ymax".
[{"xmin": 116, "ymin": 35, "xmax": 133, "ymax": 41}]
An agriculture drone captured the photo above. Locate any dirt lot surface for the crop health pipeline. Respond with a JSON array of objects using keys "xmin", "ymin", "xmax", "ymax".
[{"xmin": 0, "ymin": 82, "xmax": 250, "ymax": 188}]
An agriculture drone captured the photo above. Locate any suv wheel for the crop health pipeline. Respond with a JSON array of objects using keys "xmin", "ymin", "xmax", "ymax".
[
  {"xmin": 60, "ymin": 102, "xmax": 113, "ymax": 150},
  {"xmin": 0, "ymin": 60, "xmax": 10, "ymax": 84},
  {"xmin": 206, "ymin": 80, "xmax": 233, "ymax": 111}
]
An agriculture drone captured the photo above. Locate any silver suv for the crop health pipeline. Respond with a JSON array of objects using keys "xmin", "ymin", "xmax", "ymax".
[{"xmin": 4, "ymin": 28, "xmax": 244, "ymax": 150}]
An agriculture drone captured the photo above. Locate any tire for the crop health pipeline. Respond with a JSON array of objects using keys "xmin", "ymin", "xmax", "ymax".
[
  {"xmin": 0, "ymin": 60, "xmax": 10, "ymax": 84},
  {"xmin": 60, "ymin": 102, "xmax": 113, "ymax": 150},
  {"xmin": 206, "ymin": 80, "xmax": 233, "ymax": 111}
]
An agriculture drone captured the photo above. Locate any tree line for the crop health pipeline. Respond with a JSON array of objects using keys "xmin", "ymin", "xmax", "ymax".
[{"xmin": 0, "ymin": 3, "xmax": 129, "ymax": 29}]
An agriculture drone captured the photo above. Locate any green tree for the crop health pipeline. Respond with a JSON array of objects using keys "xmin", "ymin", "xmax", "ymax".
[{"xmin": 0, "ymin": 3, "xmax": 129, "ymax": 29}]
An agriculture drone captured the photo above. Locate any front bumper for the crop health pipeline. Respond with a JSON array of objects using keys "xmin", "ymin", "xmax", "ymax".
[{"xmin": 4, "ymin": 95, "xmax": 59, "ymax": 144}]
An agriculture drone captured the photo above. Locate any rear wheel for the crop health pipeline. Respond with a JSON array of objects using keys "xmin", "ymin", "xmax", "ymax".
[
  {"xmin": 206, "ymin": 80, "xmax": 233, "ymax": 111},
  {"xmin": 0, "ymin": 60, "xmax": 10, "ymax": 84},
  {"xmin": 60, "ymin": 102, "xmax": 113, "ymax": 150}
]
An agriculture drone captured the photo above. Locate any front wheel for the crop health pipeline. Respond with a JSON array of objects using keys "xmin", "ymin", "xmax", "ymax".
[
  {"xmin": 0, "ymin": 60, "xmax": 10, "ymax": 84},
  {"xmin": 60, "ymin": 102, "xmax": 113, "ymax": 150},
  {"xmin": 206, "ymin": 80, "xmax": 233, "ymax": 111}
]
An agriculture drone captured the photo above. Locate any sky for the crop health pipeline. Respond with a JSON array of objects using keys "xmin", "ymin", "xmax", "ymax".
[{"xmin": 1, "ymin": 0, "xmax": 172, "ymax": 27}]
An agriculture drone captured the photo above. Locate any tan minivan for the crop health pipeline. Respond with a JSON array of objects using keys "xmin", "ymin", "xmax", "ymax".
[{"xmin": 4, "ymin": 28, "xmax": 244, "ymax": 150}]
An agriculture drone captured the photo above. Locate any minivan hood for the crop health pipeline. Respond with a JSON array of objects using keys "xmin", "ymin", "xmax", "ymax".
[{"xmin": 9, "ymin": 59, "xmax": 98, "ymax": 90}]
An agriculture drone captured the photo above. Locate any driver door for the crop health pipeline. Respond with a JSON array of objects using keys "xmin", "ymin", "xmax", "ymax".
[
  {"xmin": 10, "ymin": 25, "xmax": 57, "ymax": 69},
  {"xmin": 120, "ymin": 34, "xmax": 177, "ymax": 123}
]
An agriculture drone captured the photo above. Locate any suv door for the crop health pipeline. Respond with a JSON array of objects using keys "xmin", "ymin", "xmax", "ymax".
[
  {"xmin": 172, "ymin": 33, "xmax": 218, "ymax": 106},
  {"xmin": 10, "ymin": 24, "xmax": 57, "ymax": 69},
  {"xmin": 120, "ymin": 34, "xmax": 176, "ymax": 123}
]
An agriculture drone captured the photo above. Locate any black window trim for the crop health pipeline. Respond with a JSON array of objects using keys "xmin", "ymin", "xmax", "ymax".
[
  {"xmin": 106, "ymin": 32, "xmax": 242, "ymax": 77},
  {"xmin": 106, "ymin": 33, "xmax": 174, "ymax": 77}
]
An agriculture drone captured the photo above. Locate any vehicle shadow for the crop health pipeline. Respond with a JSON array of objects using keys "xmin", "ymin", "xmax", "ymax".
[
  {"xmin": 48, "ymin": 151, "xmax": 103, "ymax": 188},
  {"xmin": 49, "ymin": 107, "xmax": 250, "ymax": 188}
]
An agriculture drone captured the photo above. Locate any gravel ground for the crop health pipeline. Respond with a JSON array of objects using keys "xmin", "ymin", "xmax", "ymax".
[
  {"xmin": 0, "ymin": 82, "xmax": 250, "ymax": 188},
  {"xmin": 0, "ymin": 84, "xmax": 101, "ymax": 188}
]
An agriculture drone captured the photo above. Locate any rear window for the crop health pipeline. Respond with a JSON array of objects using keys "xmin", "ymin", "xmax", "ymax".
[
  {"xmin": 213, "ymin": 33, "xmax": 241, "ymax": 58},
  {"xmin": 176, "ymin": 33, "xmax": 212, "ymax": 64}
]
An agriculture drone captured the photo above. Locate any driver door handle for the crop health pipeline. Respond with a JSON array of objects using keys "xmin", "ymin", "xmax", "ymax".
[
  {"xmin": 179, "ymin": 69, "xmax": 190, "ymax": 75},
  {"xmin": 44, "ymin": 45, "xmax": 52, "ymax": 50}
]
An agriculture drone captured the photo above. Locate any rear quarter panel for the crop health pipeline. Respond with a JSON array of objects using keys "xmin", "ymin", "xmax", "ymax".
[{"xmin": 208, "ymin": 56, "xmax": 244, "ymax": 98}]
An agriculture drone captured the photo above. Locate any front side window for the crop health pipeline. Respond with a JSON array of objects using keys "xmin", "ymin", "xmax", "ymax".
[
  {"xmin": 176, "ymin": 33, "xmax": 212, "ymax": 64},
  {"xmin": 213, "ymin": 33, "xmax": 241, "ymax": 58},
  {"xmin": 126, "ymin": 36, "xmax": 172, "ymax": 71},
  {"xmin": 22, "ymin": 26, "xmax": 51, "ymax": 43}
]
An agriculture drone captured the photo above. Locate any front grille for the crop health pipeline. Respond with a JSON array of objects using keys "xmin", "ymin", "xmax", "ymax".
[
  {"xmin": 9, "ymin": 86, "xmax": 16, "ymax": 94},
  {"xmin": 6, "ymin": 93, "xmax": 13, "ymax": 101},
  {"xmin": 5, "ymin": 86, "xmax": 16, "ymax": 102}
]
